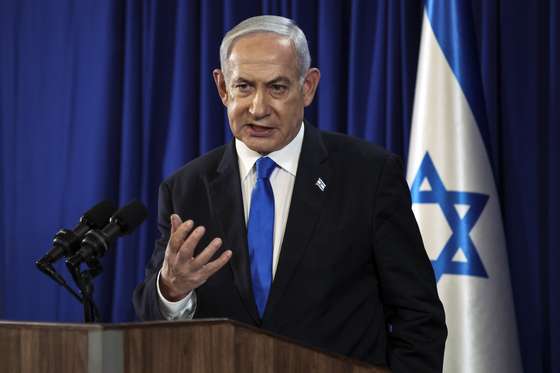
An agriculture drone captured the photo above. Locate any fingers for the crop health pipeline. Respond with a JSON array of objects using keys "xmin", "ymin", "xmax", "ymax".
[
  {"xmin": 176, "ymin": 226, "xmax": 206, "ymax": 262},
  {"xmin": 177, "ymin": 236, "xmax": 231, "ymax": 276},
  {"xmin": 166, "ymin": 215, "xmax": 230, "ymax": 269},
  {"xmin": 173, "ymin": 227, "xmax": 232, "ymax": 274},
  {"xmin": 199, "ymin": 250, "xmax": 232, "ymax": 277},
  {"xmin": 161, "ymin": 217, "xmax": 232, "ymax": 297},
  {"xmin": 170, "ymin": 214, "xmax": 182, "ymax": 234},
  {"xmin": 189, "ymin": 238, "xmax": 223, "ymax": 270},
  {"xmin": 168, "ymin": 219, "xmax": 195, "ymax": 253}
]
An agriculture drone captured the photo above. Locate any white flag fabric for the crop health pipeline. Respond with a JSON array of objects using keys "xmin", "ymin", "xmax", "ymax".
[{"xmin": 406, "ymin": 1, "xmax": 523, "ymax": 372}]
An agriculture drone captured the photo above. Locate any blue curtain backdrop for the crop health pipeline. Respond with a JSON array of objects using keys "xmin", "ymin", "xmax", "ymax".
[{"xmin": 0, "ymin": 1, "xmax": 558, "ymax": 372}]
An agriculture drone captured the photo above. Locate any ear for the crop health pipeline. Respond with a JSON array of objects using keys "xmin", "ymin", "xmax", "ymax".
[
  {"xmin": 302, "ymin": 68, "xmax": 321, "ymax": 107},
  {"xmin": 213, "ymin": 69, "xmax": 229, "ymax": 106}
]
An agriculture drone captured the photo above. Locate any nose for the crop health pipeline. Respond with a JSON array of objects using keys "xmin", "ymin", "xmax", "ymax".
[{"xmin": 249, "ymin": 89, "xmax": 271, "ymax": 119}]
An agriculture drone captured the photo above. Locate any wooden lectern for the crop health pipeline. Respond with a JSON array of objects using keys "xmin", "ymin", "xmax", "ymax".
[{"xmin": 0, "ymin": 319, "xmax": 389, "ymax": 373}]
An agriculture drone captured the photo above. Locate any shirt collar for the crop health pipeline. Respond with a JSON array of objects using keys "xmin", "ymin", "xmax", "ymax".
[{"xmin": 235, "ymin": 122, "xmax": 305, "ymax": 180}]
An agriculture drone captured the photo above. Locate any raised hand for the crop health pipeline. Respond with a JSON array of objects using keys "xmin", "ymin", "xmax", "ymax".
[{"xmin": 159, "ymin": 214, "xmax": 232, "ymax": 301}]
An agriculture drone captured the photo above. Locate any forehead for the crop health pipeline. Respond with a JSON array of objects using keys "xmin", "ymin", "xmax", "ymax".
[{"xmin": 228, "ymin": 33, "xmax": 299, "ymax": 78}]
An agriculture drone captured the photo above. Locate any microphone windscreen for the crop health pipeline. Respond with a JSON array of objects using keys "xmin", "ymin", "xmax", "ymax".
[
  {"xmin": 81, "ymin": 200, "xmax": 117, "ymax": 228},
  {"xmin": 111, "ymin": 200, "xmax": 148, "ymax": 234}
]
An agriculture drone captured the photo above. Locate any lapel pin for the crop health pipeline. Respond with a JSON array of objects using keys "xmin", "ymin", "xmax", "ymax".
[{"xmin": 315, "ymin": 177, "xmax": 326, "ymax": 191}]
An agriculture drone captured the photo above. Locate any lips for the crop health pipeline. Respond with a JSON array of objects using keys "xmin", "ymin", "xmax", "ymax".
[{"xmin": 246, "ymin": 124, "xmax": 274, "ymax": 137}]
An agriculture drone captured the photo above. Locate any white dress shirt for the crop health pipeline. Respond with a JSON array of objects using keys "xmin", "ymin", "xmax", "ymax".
[{"xmin": 157, "ymin": 123, "xmax": 305, "ymax": 319}]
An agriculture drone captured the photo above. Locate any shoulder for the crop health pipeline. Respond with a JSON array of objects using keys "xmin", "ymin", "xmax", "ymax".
[
  {"xmin": 317, "ymin": 129, "xmax": 400, "ymax": 167},
  {"xmin": 311, "ymin": 128, "xmax": 406, "ymax": 196},
  {"xmin": 161, "ymin": 144, "xmax": 229, "ymax": 189}
]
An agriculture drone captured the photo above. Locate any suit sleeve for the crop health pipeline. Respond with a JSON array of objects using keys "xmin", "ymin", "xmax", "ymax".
[
  {"xmin": 372, "ymin": 153, "xmax": 447, "ymax": 373},
  {"xmin": 133, "ymin": 182, "xmax": 172, "ymax": 321}
]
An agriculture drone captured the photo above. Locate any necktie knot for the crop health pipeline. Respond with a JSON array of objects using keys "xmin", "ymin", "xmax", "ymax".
[{"xmin": 256, "ymin": 157, "xmax": 277, "ymax": 180}]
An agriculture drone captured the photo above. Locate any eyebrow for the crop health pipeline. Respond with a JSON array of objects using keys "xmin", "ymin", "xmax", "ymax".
[
  {"xmin": 232, "ymin": 76, "xmax": 292, "ymax": 85},
  {"xmin": 267, "ymin": 77, "xmax": 291, "ymax": 85}
]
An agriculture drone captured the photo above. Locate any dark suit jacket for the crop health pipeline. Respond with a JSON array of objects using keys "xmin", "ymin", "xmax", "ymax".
[{"xmin": 133, "ymin": 124, "xmax": 446, "ymax": 372}]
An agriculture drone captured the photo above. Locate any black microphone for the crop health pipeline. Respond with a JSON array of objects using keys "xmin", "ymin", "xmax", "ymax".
[
  {"xmin": 36, "ymin": 200, "xmax": 117, "ymax": 266},
  {"xmin": 35, "ymin": 200, "xmax": 116, "ymax": 302},
  {"xmin": 66, "ymin": 200, "xmax": 148, "ymax": 267}
]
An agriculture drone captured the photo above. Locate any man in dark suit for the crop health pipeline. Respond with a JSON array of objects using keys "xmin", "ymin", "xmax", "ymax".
[{"xmin": 134, "ymin": 15, "xmax": 446, "ymax": 372}]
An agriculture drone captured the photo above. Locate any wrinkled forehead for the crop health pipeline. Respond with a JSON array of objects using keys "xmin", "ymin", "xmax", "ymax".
[{"xmin": 227, "ymin": 33, "xmax": 299, "ymax": 71}]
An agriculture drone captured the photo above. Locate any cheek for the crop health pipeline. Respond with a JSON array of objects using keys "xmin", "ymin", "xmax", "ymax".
[
  {"xmin": 227, "ymin": 103, "xmax": 244, "ymax": 128},
  {"xmin": 276, "ymin": 99, "xmax": 304, "ymax": 126}
]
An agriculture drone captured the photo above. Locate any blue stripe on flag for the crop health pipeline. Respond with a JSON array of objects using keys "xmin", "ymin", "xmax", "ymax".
[{"xmin": 423, "ymin": 0, "xmax": 492, "ymax": 159}]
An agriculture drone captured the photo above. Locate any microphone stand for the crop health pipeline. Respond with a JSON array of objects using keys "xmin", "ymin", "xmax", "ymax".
[
  {"xmin": 63, "ymin": 200, "xmax": 148, "ymax": 322},
  {"xmin": 35, "ymin": 260, "xmax": 84, "ymax": 304},
  {"xmin": 66, "ymin": 258, "xmax": 102, "ymax": 323}
]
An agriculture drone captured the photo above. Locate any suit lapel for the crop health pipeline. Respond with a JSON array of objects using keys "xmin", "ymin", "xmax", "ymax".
[
  {"xmin": 206, "ymin": 142, "xmax": 261, "ymax": 324},
  {"xmin": 264, "ymin": 124, "xmax": 330, "ymax": 319}
]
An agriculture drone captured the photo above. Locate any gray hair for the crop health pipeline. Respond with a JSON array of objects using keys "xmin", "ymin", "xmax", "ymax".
[{"xmin": 219, "ymin": 15, "xmax": 311, "ymax": 82}]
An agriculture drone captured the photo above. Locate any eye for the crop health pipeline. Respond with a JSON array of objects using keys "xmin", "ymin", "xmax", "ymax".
[
  {"xmin": 270, "ymin": 84, "xmax": 288, "ymax": 95},
  {"xmin": 234, "ymin": 83, "xmax": 252, "ymax": 93}
]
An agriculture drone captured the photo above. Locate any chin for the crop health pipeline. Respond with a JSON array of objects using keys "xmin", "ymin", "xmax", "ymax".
[{"xmin": 244, "ymin": 139, "xmax": 279, "ymax": 155}]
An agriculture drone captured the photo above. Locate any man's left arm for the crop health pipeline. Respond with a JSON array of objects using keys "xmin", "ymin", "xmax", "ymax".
[{"xmin": 372, "ymin": 153, "xmax": 447, "ymax": 373}]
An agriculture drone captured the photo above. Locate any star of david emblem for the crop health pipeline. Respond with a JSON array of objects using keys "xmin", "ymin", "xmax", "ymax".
[{"xmin": 410, "ymin": 152, "xmax": 489, "ymax": 282}]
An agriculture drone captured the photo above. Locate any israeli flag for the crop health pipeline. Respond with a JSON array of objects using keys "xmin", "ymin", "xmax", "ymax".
[{"xmin": 406, "ymin": 1, "xmax": 523, "ymax": 372}]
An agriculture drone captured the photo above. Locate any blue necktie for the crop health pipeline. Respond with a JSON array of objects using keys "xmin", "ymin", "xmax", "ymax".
[{"xmin": 247, "ymin": 157, "xmax": 277, "ymax": 318}]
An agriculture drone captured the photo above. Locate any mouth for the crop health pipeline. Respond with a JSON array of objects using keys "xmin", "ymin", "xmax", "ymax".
[{"xmin": 246, "ymin": 124, "xmax": 275, "ymax": 137}]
